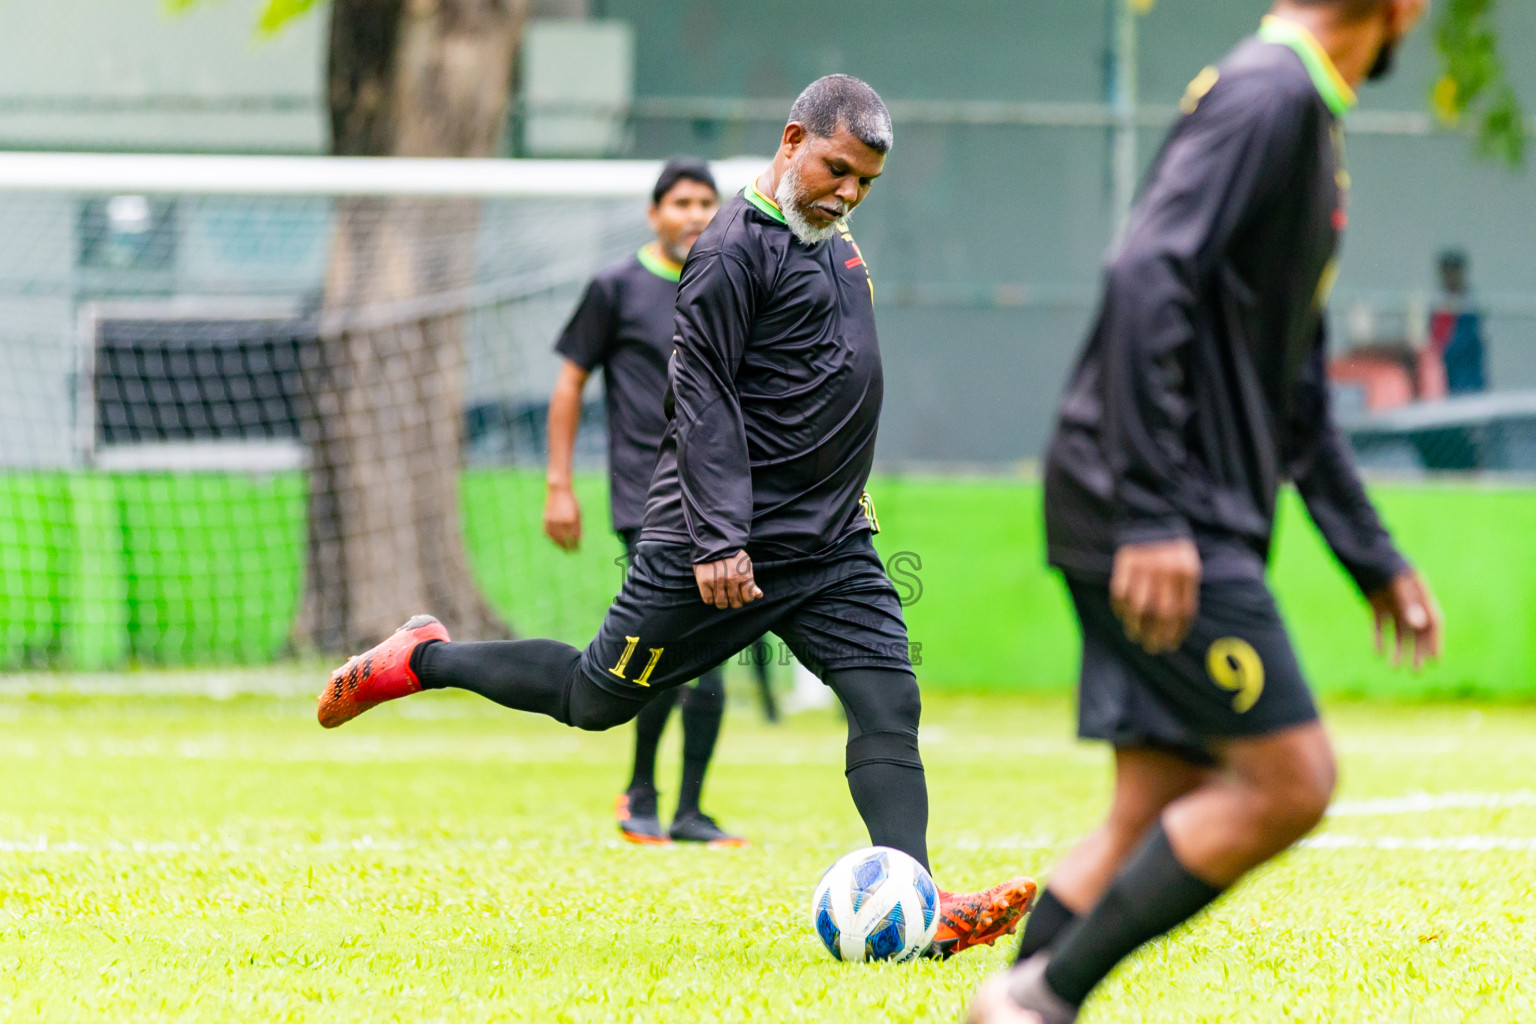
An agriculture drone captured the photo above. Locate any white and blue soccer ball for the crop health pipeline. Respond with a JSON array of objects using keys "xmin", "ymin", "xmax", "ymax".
[{"xmin": 811, "ymin": 846, "xmax": 940, "ymax": 963}]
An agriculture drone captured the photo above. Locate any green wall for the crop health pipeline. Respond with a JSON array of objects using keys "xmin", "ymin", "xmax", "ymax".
[
  {"xmin": 3, "ymin": 469, "xmax": 1533, "ymax": 700},
  {"xmin": 867, "ymin": 476, "xmax": 1536, "ymax": 699}
]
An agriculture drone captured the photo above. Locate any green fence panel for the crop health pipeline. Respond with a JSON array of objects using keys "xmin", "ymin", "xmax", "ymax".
[
  {"xmin": 1270, "ymin": 484, "xmax": 1536, "ymax": 700},
  {"xmin": 2, "ymin": 469, "xmax": 1534, "ymax": 695},
  {"xmin": 0, "ymin": 473, "xmax": 65, "ymax": 666},
  {"xmin": 116, "ymin": 472, "xmax": 306, "ymax": 664},
  {"xmin": 868, "ymin": 477, "xmax": 1536, "ymax": 698},
  {"xmin": 866, "ymin": 475, "xmax": 1077, "ymax": 692},
  {"xmin": 462, "ymin": 468, "xmax": 626, "ymax": 646},
  {"xmin": 58, "ymin": 473, "xmax": 130, "ymax": 670}
]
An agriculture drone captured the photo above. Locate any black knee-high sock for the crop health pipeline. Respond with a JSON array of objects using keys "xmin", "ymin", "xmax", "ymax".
[
  {"xmin": 1015, "ymin": 888, "xmax": 1077, "ymax": 962},
  {"xmin": 413, "ymin": 638, "xmax": 578, "ymax": 713},
  {"xmin": 676, "ymin": 669, "xmax": 725, "ymax": 816},
  {"xmin": 413, "ymin": 639, "xmax": 645, "ymax": 730},
  {"xmin": 1042, "ymin": 823, "xmax": 1222, "ymax": 1006},
  {"xmin": 846, "ymin": 760, "xmax": 930, "ymax": 872},
  {"xmin": 827, "ymin": 667, "xmax": 929, "ymax": 872},
  {"xmin": 628, "ymin": 687, "xmax": 683, "ymax": 795}
]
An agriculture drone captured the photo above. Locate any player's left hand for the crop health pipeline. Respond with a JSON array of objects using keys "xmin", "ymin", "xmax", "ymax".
[
  {"xmin": 1368, "ymin": 569, "xmax": 1443, "ymax": 671},
  {"xmin": 694, "ymin": 551, "xmax": 764, "ymax": 610}
]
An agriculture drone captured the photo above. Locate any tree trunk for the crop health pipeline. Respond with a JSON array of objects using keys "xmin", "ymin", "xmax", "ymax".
[{"xmin": 303, "ymin": 0, "xmax": 526, "ymax": 652}]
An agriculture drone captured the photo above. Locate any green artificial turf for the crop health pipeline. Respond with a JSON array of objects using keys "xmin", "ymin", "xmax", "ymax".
[{"xmin": 2, "ymin": 683, "xmax": 1535, "ymax": 1022}]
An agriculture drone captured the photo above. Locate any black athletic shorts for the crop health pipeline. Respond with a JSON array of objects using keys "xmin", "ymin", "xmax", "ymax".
[
  {"xmin": 1066, "ymin": 573, "xmax": 1319, "ymax": 765},
  {"xmin": 582, "ymin": 532, "xmax": 912, "ymax": 698}
]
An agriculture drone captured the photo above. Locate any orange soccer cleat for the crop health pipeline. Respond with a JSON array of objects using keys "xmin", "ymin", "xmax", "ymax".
[
  {"xmin": 316, "ymin": 614, "xmax": 449, "ymax": 729},
  {"xmin": 615, "ymin": 791, "xmax": 671, "ymax": 846},
  {"xmin": 930, "ymin": 875, "xmax": 1038, "ymax": 958}
]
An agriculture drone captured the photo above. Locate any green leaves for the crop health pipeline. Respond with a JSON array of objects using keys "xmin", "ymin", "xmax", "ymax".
[
  {"xmin": 1434, "ymin": 0, "xmax": 1526, "ymax": 166},
  {"xmin": 254, "ymin": 0, "xmax": 323, "ymax": 35},
  {"xmin": 161, "ymin": 0, "xmax": 323, "ymax": 37}
]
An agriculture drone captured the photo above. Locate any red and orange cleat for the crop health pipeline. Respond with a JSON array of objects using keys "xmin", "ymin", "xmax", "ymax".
[
  {"xmin": 316, "ymin": 614, "xmax": 449, "ymax": 729},
  {"xmin": 930, "ymin": 875, "xmax": 1038, "ymax": 958}
]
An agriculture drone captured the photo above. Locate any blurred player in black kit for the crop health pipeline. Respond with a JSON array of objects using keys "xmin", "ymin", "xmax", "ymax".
[
  {"xmin": 543, "ymin": 158, "xmax": 748, "ymax": 847},
  {"xmin": 319, "ymin": 74, "xmax": 1036, "ymax": 958},
  {"xmin": 968, "ymin": 2, "xmax": 1442, "ymax": 1021}
]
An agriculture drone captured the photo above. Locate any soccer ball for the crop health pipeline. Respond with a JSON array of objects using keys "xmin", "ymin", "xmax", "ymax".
[{"xmin": 811, "ymin": 846, "xmax": 940, "ymax": 963}]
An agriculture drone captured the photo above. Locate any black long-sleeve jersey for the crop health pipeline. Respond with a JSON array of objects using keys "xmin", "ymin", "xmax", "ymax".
[
  {"xmin": 1044, "ymin": 18, "xmax": 1407, "ymax": 594},
  {"xmin": 641, "ymin": 186, "xmax": 882, "ymax": 566}
]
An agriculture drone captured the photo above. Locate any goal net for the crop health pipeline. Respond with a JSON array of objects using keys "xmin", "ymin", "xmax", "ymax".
[{"xmin": 0, "ymin": 152, "xmax": 761, "ymax": 669}]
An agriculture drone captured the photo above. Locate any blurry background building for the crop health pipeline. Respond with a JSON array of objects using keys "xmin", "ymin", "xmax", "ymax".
[{"xmin": 3, "ymin": 0, "xmax": 1534, "ymax": 469}]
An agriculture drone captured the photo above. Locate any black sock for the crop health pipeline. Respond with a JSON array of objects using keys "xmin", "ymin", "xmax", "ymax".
[
  {"xmin": 676, "ymin": 670, "xmax": 725, "ymax": 816},
  {"xmin": 828, "ymin": 668, "xmax": 929, "ymax": 872},
  {"xmin": 1043, "ymin": 823, "xmax": 1223, "ymax": 1006},
  {"xmin": 846, "ymin": 760, "xmax": 930, "ymax": 872},
  {"xmin": 412, "ymin": 638, "xmax": 642, "ymax": 730},
  {"xmin": 628, "ymin": 688, "xmax": 682, "ymax": 795},
  {"xmin": 1015, "ymin": 887, "xmax": 1077, "ymax": 962}
]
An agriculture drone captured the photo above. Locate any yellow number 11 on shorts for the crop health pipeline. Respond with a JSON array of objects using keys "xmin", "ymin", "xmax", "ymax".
[{"xmin": 608, "ymin": 635, "xmax": 665, "ymax": 687}]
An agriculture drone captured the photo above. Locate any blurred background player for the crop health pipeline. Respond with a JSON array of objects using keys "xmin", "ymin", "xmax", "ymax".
[
  {"xmin": 969, "ymin": 1, "xmax": 1443, "ymax": 1021},
  {"xmin": 1429, "ymin": 248, "xmax": 1488, "ymax": 395},
  {"xmin": 318, "ymin": 74, "xmax": 1035, "ymax": 958},
  {"xmin": 543, "ymin": 157, "xmax": 747, "ymax": 847}
]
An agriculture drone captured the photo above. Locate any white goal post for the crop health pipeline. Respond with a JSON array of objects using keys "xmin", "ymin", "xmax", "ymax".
[
  {"xmin": 0, "ymin": 151, "xmax": 770, "ymax": 669},
  {"xmin": 0, "ymin": 151, "xmax": 766, "ymax": 198}
]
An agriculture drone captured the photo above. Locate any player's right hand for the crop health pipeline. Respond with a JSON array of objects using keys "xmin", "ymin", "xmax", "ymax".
[
  {"xmin": 1111, "ymin": 538, "xmax": 1202, "ymax": 655},
  {"xmin": 694, "ymin": 551, "xmax": 764, "ymax": 610},
  {"xmin": 543, "ymin": 485, "xmax": 582, "ymax": 552},
  {"xmin": 1368, "ymin": 568, "xmax": 1443, "ymax": 671}
]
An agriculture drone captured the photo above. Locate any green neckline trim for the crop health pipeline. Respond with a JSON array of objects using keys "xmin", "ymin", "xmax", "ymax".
[
  {"xmin": 636, "ymin": 244, "xmax": 682, "ymax": 282},
  {"xmin": 1258, "ymin": 16, "xmax": 1356, "ymax": 118},
  {"xmin": 744, "ymin": 184, "xmax": 787, "ymax": 225}
]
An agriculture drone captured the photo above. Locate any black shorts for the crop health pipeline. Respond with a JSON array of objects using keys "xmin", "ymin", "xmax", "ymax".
[
  {"xmin": 1066, "ymin": 574, "xmax": 1319, "ymax": 765},
  {"xmin": 582, "ymin": 532, "xmax": 913, "ymax": 698}
]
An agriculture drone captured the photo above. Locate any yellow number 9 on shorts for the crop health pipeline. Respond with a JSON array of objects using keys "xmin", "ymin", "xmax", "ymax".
[{"xmin": 1207, "ymin": 638, "xmax": 1265, "ymax": 714}]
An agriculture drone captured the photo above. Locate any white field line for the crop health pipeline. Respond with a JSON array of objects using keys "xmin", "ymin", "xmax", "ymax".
[
  {"xmin": 0, "ymin": 736, "xmax": 1093, "ymax": 764},
  {"xmin": 0, "ymin": 676, "xmax": 317, "ymax": 698},
  {"xmin": 0, "ymin": 834, "xmax": 737, "ymax": 856},
  {"xmin": 2, "ymin": 792, "xmax": 1536, "ymax": 857},
  {"xmin": 5, "ymin": 832, "xmax": 1536, "ymax": 857},
  {"xmin": 959, "ymin": 832, "xmax": 1536, "ymax": 856},
  {"xmin": 1300, "ymin": 835, "xmax": 1536, "ymax": 852},
  {"xmin": 1328, "ymin": 790, "xmax": 1536, "ymax": 816}
]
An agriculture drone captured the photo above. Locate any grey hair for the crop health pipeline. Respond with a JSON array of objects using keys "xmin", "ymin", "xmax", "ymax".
[{"xmin": 787, "ymin": 74, "xmax": 893, "ymax": 154}]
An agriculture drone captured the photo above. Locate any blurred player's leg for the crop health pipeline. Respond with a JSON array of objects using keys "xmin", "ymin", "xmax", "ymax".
[
  {"xmin": 991, "ymin": 724, "xmax": 1334, "ymax": 1023},
  {"xmin": 750, "ymin": 638, "xmax": 779, "ymax": 722},
  {"xmin": 1015, "ymin": 748, "xmax": 1213, "ymax": 961},
  {"xmin": 617, "ymin": 686, "xmax": 684, "ymax": 844},
  {"xmin": 675, "ymin": 670, "xmax": 723, "ymax": 818},
  {"xmin": 668, "ymin": 668, "xmax": 747, "ymax": 846}
]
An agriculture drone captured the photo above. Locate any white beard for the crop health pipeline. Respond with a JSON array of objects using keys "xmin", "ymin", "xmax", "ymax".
[{"xmin": 775, "ymin": 163, "xmax": 846, "ymax": 246}]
